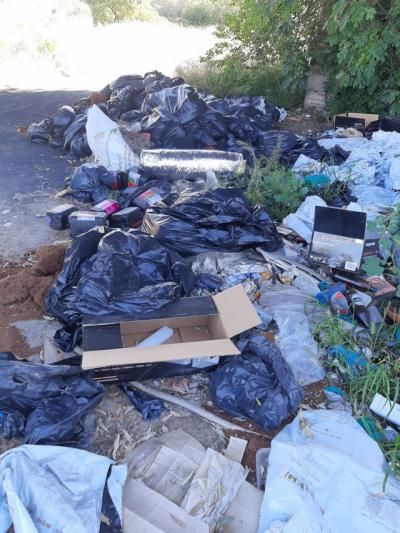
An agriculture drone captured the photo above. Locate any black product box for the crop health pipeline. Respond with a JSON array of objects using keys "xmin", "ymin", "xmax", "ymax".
[
  {"xmin": 68, "ymin": 210, "xmax": 108, "ymax": 238},
  {"xmin": 308, "ymin": 206, "xmax": 367, "ymax": 272},
  {"xmin": 45, "ymin": 204, "xmax": 78, "ymax": 230},
  {"xmin": 109, "ymin": 207, "xmax": 143, "ymax": 229}
]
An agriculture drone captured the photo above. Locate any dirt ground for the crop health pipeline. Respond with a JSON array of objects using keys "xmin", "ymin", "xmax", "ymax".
[{"xmin": 0, "ymin": 244, "xmax": 66, "ymax": 356}]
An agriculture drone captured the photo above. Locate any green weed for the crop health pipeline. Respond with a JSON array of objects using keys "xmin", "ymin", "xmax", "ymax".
[{"xmin": 245, "ymin": 155, "xmax": 308, "ymax": 222}]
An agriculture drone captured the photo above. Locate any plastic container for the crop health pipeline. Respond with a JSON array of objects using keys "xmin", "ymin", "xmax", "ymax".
[
  {"xmin": 92, "ymin": 199, "xmax": 121, "ymax": 216},
  {"xmin": 109, "ymin": 207, "xmax": 143, "ymax": 229},
  {"xmin": 68, "ymin": 211, "xmax": 108, "ymax": 238},
  {"xmin": 45, "ymin": 204, "xmax": 78, "ymax": 230},
  {"xmin": 133, "ymin": 188, "xmax": 163, "ymax": 209}
]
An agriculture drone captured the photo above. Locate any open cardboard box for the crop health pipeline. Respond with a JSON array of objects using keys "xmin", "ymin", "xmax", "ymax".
[
  {"xmin": 333, "ymin": 112, "xmax": 379, "ymax": 130},
  {"xmin": 82, "ymin": 284, "xmax": 261, "ymax": 380}
]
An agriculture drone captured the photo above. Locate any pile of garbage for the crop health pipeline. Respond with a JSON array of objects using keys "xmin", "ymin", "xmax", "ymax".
[{"xmin": 4, "ymin": 79, "xmax": 400, "ymax": 531}]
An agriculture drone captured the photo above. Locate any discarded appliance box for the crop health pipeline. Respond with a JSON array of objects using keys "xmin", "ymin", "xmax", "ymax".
[
  {"xmin": 334, "ymin": 112, "xmax": 379, "ymax": 130},
  {"xmin": 81, "ymin": 284, "xmax": 261, "ymax": 381}
]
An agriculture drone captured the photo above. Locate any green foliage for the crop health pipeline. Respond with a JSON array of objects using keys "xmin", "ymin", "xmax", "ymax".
[
  {"xmin": 360, "ymin": 206, "xmax": 400, "ymax": 277},
  {"xmin": 246, "ymin": 156, "xmax": 308, "ymax": 221},
  {"xmin": 153, "ymin": 0, "xmax": 227, "ymax": 27},
  {"xmin": 210, "ymin": 0, "xmax": 400, "ymax": 114},
  {"xmin": 85, "ymin": 0, "xmax": 156, "ymax": 24},
  {"xmin": 327, "ymin": 0, "xmax": 400, "ymax": 115},
  {"xmin": 175, "ymin": 61, "xmax": 305, "ymax": 109}
]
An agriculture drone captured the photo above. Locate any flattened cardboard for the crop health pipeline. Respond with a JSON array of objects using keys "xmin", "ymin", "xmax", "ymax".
[{"xmin": 82, "ymin": 284, "xmax": 260, "ymax": 371}]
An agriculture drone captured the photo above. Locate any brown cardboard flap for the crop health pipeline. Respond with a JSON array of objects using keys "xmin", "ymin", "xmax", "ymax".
[
  {"xmin": 82, "ymin": 339, "xmax": 240, "ymax": 369},
  {"xmin": 211, "ymin": 284, "xmax": 261, "ymax": 338}
]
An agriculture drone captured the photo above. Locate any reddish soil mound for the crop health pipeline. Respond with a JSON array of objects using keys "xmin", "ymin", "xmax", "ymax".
[{"xmin": 0, "ymin": 244, "xmax": 66, "ymax": 356}]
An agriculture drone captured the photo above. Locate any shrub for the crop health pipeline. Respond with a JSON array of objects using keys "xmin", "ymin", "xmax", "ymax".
[
  {"xmin": 176, "ymin": 61, "xmax": 305, "ymax": 109},
  {"xmin": 246, "ymin": 158, "xmax": 308, "ymax": 222}
]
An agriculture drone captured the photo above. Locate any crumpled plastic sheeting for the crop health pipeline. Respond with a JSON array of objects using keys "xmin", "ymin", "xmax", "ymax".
[
  {"xmin": 46, "ymin": 228, "xmax": 195, "ymax": 328},
  {"xmin": 142, "ymin": 188, "xmax": 282, "ymax": 255},
  {"xmin": 258, "ymin": 410, "xmax": 400, "ymax": 533},
  {"xmin": 210, "ymin": 334, "xmax": 303, "ymax": 430},
  {"xmin": 351, "ymin": 184, "xmax": 398, "ymax": 210},
  {"xmin": 283, "ymin": 195, "xmax": 327, "ymax": 242},
  {"xmin": 0, "ymin": 445, "xmax": 126, "ymax": 533},
  {"xmin": 259, "ymin": 285, "xmax": 325, "ymax": 385}
]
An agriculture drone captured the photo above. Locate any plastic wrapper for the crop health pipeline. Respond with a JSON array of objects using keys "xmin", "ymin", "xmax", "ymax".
[
  {"xmin": 46, "ymin": 228, "xmax": 195, "ymax": 331},
  {"xmin": 142, "ymin": 188, "xmax": 282, "ymax": 255},
  {"xmin": 283, "ymin": 195, "xmax": 327, "ymax": 243},
  {"xmin": 121, "ymin": 384, "xmax": 166, "ymax": 421},
  {"xmin": 0, "ymin": 358, "xmax": 105, "ymax": 446},
  {"xmin": 140, "ymin": 149, "xmax": 245, "ymax": 181},
  {"xmin": 210, "ymin": 334, "xmax": 303, "ymax": 430},
  {"xmin": 258, "ymin": 410, "xmax": 400, "ymax": 533},
  {"xmin": 0, "ymin": 445, "xmax": 126, "ymax": 533},
  {"xmin": 259, "ymin": 285, "xmax": 325, "ymax": 385}
]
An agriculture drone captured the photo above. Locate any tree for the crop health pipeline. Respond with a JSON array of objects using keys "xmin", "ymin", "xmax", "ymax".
[
  {"xmin": 84, "ymin": 0, "xmax": 155, "ymax": 24},
  {"xmin": 208, "ymin": 0, "xmax": 400, "ymax": 114}
]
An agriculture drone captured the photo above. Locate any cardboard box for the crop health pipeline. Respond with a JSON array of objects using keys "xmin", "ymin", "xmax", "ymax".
[
  {"xmin": 82, "ymin": 284, "xmax": 261, "ymax": 375},
  {"xmin": 334, "ymin": 112, "xmax": 379, "ymax": 130}
]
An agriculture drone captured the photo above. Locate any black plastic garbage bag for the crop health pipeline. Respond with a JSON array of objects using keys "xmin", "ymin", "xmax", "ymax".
[
  {"xmin": 46, "ymin": 228, "xmax": 103, "ymax": 324},
  {"xmin": 0, "ymin": 358, "xmax": 105, "ymax": 446},
  {"xmin": 64, "ymin": 113, "xmax": 88, "ymax": 153},
  {"xmin": 70, "ymin": 132, "xmax": 92, "ymax": 159},
  {"xmin": 121, "ymin": 384, "xmax": 166, "ymax": 421},
  {"xmin": 27, "ymin": 117, "xmax": 53, "ymax": 144},
  {"xmin": 109, "ymin": 74, "xmax": 144, "ymax": 92},
  {"xmin": 142, "ymin": 188, "xmax": 282, "ymax": 255},
  {"xmin": 141, "ymin": 107, "xmax": 195, "ymax": 148},
  {"xmin": 71, "ymin": 164, "xmax": 115, "ymax": 203},
  {"xmin": 141, "ymin": 85, "xmax": 207, "ymax": 125},
  {"xmin": 50, "ymin": 105, "xmax": 76, "ymax": 147},
  {"xmin": 46, "ymin": 228, "xmax": 195, "ymax": 329},
  {"xmin": 256, "ymin": 130, "xmax": 298, "ymax": 157},
  {"xmin": 210, "ymin": 334, "xmax": 303, "ymax": 430}
]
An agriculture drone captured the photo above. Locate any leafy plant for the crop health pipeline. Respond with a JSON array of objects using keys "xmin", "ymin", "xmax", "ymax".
[
  {"xmin": 360, "ymin": 206, "xmax": 400, "ymax": 294},
  {"xmin": 246, "ymin": 156, "xmax": 308, "ymax": 221},
  {"xmin": 207, "ymin": 1, "xmax": 400, "ymax": 115}
]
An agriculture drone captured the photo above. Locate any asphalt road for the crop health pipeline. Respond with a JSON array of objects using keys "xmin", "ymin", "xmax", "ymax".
[{"xmin": 0, "ymin": 89, "xmax": 89, "ymax": 260}]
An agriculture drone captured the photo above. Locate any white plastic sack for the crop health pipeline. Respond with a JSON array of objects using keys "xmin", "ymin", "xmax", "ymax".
[
  {"xmin": 283, "ymin": 195, "xmax": 327, "ymax": 243},
  {"xmin": 86, "ymin": 105, "xmax": 140, "ymax": 171},
  {"xmin": 258, "ymin": 409, "xmax": 400, "ymax": 533},
  {"xmin": 259, "ymin": 285, "xmax": 325, "ymax": 385},
  {"xmin": 0, "ymin": 445, "xmax": 127, "ymax": 533}
]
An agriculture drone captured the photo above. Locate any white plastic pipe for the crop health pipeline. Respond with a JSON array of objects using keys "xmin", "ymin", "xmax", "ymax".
[{"xmin": 136, "ymin": 326, "xmax": 174, "ymax": 348}]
